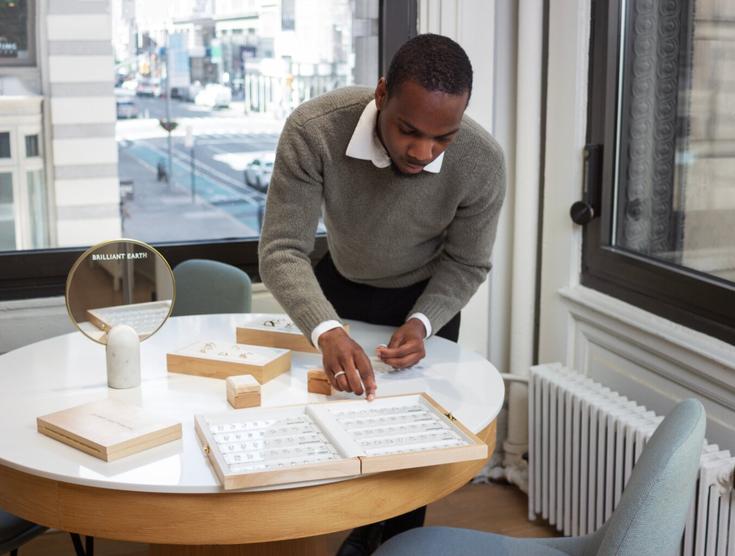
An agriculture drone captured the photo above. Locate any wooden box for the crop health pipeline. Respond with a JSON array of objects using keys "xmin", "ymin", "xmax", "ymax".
[
  {"xmin": 37, "ymin": 399, "xmax": 182, "ymax": 462},
  {"xmin": 194, "ymin": 393, "xmax": 487, "ymax": 490},
  {"xmin": 236, "ymin": 319, "xmax": 349, "ymax": 354},
  {"xmin": 167, "ymin": 341, "xmax": 291, "ymax": 383},
  {"xmin": 226, "ymin": 374, "xmax": 261, "ymax": 409},
  {"xmin": 307, "ymin": 369, "xmax": 332, "ymax": 395}
]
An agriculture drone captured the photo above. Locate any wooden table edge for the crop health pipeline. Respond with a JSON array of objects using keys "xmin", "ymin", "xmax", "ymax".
[{"xmin": 0, "ymin": 420, "xmax": 496, "ymax": 545}]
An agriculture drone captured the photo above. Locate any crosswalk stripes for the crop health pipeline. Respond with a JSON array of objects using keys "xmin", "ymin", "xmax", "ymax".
[{"xmin": 193, "ymin": 132, "xmax": 279, "ymax": 140}]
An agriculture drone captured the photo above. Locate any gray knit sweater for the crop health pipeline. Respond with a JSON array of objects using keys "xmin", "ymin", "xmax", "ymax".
[{"xmin": 258, "ymin": 86, "xmax": 505, "ymax": 340}]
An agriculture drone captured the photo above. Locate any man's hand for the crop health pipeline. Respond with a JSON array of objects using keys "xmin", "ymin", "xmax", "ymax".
[
  {"xmin": 318, "ymin": 327, "xmax": 376, "ymax": 400},
  {"xmin": 377, "ymin": 318, "xmax": 427, "ymax": 369}
]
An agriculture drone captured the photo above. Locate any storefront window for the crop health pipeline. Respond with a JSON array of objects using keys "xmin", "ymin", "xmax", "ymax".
[{"xmin": 0, "ymin": 0, "xmax": 35, "ymax": 66}]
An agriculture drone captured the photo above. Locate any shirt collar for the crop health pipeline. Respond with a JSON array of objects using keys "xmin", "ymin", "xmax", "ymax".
[{"xmin": 345, "ymin": 99, "xmax": 444, "ymax": 173}]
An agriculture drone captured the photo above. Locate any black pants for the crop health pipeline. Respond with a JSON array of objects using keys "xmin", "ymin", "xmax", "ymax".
[
  {"xmin": 314, "ymin": 253, "xmax": 461, "ymax": 544},
  {"xmin": 314, "ymin": 253, "xmax": 461, "ymax": 341}
]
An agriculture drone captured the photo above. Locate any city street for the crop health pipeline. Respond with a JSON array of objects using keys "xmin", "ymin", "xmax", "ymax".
[{"xmin": 116, "ymin": 95, "xmax": 284, "ymax": 243}]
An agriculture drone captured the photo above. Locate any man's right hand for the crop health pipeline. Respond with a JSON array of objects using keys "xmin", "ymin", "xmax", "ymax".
[{"xmin": 318, "ymin": 328, "xmax": 376, "ymax": 400}]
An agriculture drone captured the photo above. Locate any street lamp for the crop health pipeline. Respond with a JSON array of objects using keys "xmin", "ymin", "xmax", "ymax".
[
  {"xmin": 158, "ymin": 117, "xmax": 178, "ymax": 189},
  {"xmin": 163, "ymin": 29, "xmax": 174, "ymax": 188},
  {"xmin": 184, "ymin": 125, "xmax": 196, "ymax": 203}
]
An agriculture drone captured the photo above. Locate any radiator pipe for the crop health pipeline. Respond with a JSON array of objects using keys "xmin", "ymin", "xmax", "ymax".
[{"xmin": 500, "ymin": 373, "xmax": 529, "ymax": 384}]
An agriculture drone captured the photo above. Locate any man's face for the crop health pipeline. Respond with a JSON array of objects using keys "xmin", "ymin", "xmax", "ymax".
[{"xmin": 375, "ymin": 78, "xmax": 468, "ymax": 175}]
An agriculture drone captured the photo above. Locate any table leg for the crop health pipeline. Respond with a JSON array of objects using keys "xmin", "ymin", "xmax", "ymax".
[{"xmin": 150, "ymin": 535, "xmax": 329, "ymax": 555}]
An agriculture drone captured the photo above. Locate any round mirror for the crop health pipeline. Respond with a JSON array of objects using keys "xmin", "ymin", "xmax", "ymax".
[{"xmin": 65, "ymin": 239, "xmax": 175, "ymax": 344}]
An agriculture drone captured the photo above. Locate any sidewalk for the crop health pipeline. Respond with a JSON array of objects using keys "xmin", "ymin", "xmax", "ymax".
[{"xmin": 119, "ymin": 143, "xmax": 262, "ymax": 243}]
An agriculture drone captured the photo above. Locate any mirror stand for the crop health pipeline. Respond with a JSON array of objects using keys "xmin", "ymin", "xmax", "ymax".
[{"xmin": 106, "ymin": 325, "xmax": 141, "ymax": 389}]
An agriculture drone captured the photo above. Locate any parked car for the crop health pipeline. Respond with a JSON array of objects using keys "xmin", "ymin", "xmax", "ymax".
[
  {"xmin": 119, "ymin": 79, "xmax": 138, "ymax": 94},
  {"xmin": 244, "ymin": 153, "xmax": 275, "ymax": 191},
  {"xmin": 136, "ymin": 77, "xmax": 162, "ymax": 97},
  {"xmin": 185, "ymin": 81, "xmax": 203, "ymax": 101},
  {"xmin": 116, "ymin": 96, "xmax": 139, "ymax": 119},
  {"xmin": 195, "ymin": 83, "xmax": 232, "ymax": 108}
]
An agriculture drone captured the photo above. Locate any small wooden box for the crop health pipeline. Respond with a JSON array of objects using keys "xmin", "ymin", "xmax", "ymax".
[
  {"xmin": 307, "ymin": 369, "xmax": 332, "ymax": 395},
  {"xmin": 236, "ymin": 320, "xmax": 349, "ymax": 354},
  {"xmin": 226, "ymin": 374, "xmax": 261, "ymax": 409},
  {"xmin": 167, "ymin": 341, "xmax": 291, "ymax": 384},
  {"xmin": 37, "ymin": 399, "xmax": 182, "ymax": 462}
]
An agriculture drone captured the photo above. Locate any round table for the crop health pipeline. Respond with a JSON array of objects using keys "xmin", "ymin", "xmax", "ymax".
[{"xmin": 0, "ymin": 314, "xmax": 504, "ymax": 555}]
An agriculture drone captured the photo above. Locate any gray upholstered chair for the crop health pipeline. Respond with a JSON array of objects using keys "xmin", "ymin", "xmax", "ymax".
[
  {"xmin": 0, "ymin": 511, "xmax": 47, "ymax": 556},
  {"xmin": 172, "ymin": 259, "xmax": 252, "ymax": 316},
  {"xmin": 375, "ymin": 398, "xmax": 706, "ymax": 556}
]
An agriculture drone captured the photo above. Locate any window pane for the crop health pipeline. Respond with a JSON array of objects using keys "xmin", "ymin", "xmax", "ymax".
[
  {"xmin": 26, "ymin": 169, "xmax": 48, "ymax": 248},
  {"xmin": 115, "ymin": 0, "xmax": 379, "ymax": 246},
  {"xmin": 25, "ymin": 134, "xmax": 39, "ymax": 157},
  {"xmin": 614, "ymin": 1, "xmax": 735, "ymax": 284},
  {"xmin": 0, "ymin": 132, "xmax": 10, "ymax": 158},
  {"xmin": 0, "ymin": 173, "xmax": 16, "ymax": 250}
]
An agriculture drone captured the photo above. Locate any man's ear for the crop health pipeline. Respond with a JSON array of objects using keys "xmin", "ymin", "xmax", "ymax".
[{"xmin": 375, "ymin": 77, "xmax": 387, "ymax": 111}]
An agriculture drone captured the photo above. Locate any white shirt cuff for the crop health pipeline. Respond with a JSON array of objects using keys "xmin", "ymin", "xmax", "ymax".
[
  {"xmin": 311, "ymin": 320, "xmax": 345, "ymax": 350},
  {"xmin": 407, "ymin": 313, "xmax": 432, "ymax": 338}
]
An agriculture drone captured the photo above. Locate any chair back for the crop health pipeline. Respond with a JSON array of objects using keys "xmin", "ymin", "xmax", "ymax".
[
  {"xmin": 0, "ymin": 510, "xmax": 47, "ymax": 553},
  {"xmin": 593, "ymin": 398, "xmax": 706, "ymax": 556},
  {"xmin": 172, "ymin": 259, "xmax": 252, "ymax": 316}
]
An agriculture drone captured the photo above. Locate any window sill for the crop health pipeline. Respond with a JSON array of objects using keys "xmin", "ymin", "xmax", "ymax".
[{"xmin": 559, "ymin": 284, "xmax": 735, "ymax": 384}]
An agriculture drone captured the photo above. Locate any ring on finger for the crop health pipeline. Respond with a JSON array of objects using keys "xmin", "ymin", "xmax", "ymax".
[{"xmin": 333, "ymin": 370, "xmax": 346, "ymax": 379}]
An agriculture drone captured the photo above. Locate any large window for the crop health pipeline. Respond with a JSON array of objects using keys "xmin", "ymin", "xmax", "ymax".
[
  {"xmin": 582, "ymin": 0, "xmax": 735, "ymax": 344},
  {"xmin": 0, "ymin": 1, "xmax": 416, "ymax": 300}
]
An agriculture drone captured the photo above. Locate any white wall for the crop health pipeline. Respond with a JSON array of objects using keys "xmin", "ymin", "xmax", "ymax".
[{"xmin": 419, "ymin": 0, "xmax": 509, "ymax": 363}]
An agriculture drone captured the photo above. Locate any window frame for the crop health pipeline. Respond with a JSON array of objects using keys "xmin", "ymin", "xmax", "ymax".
[
  {"xmin": 0, "ymin": 0, "xmax": 417, "ymax": 302},
  {"xmin": 581, "ymin": 0, "xmax": 735, "ymax": 345}
]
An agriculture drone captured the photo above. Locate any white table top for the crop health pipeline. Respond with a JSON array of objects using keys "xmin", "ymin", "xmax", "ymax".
[{"xmin": 0, "ymin": 314, "xmax": 504, "ymax": 494}]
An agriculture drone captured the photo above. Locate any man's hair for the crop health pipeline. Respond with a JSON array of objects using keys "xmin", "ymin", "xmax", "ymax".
[{"xmin": 386, "ymin": 34, "xmax": 473, "ymax": 101}]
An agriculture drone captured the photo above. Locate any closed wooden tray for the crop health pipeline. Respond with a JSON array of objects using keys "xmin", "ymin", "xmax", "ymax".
[
  {"xmin": 37, "ymin": 399, "xmax": 182, "ymax": 462},
  {"xmin": 167, "ymin": 341, "xmax": 291, "ymax": 383},
  {"xmin": 236, "ymin": 322, "xmax": 350, "ymax": 354}
]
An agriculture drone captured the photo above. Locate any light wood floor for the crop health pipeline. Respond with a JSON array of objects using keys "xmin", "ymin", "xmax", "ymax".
[{"xmin": 17, "ymin": 482, "xmax": 557, "ymax": 555}]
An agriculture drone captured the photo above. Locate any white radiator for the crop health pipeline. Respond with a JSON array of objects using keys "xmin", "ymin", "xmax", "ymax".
[{"xmin": 528, "ymin": 363, "xmax": 735, "ymax": 555}]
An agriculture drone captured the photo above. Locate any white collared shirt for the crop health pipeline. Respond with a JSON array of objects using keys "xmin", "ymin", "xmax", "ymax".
[
  {"xmin": 344, "ymin": 99, "xmax": 444, "ymax": 172},
  {"xmin": 311, "ymin": 100, "xmax": 439, "ymax": 349}
]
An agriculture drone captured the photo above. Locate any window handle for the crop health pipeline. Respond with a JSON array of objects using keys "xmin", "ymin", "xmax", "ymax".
[
  {"xmin": 570, "ymin": 144, "xmax": 603, "ymax": 226},
  {"xmin": 570, "ymin": 200, "xmax": 596, "ymax": 225}
]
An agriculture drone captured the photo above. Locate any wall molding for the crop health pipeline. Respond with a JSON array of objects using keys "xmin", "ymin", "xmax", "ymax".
[
  {"xmin": 560, "ymin": 284, "xmax": 735, "ymax": 448},
  {"xmin": 560, "ymin": 285, "xmax": 735, "ymax": 372}
]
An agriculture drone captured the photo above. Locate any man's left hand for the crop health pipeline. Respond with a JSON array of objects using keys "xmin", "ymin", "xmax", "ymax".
[{"xmin": 377, "ymin": 318, "xmax": 427, "ymax": 369}]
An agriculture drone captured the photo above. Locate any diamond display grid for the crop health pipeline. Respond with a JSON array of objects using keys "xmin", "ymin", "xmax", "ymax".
[
  {"xmin": 329, "ymin": 401, "xmax": 469, "ymax": 457},
  {"xmin": 208, "ymin": 414, "xmax": 340, "ymax": 473},
  {"xmin": 180, "ymin": 341, "xmax": 278, "ymax": 364},
  {"xmin": 88, "ymin": 302, "xmax": 169, "ymax": 335}
]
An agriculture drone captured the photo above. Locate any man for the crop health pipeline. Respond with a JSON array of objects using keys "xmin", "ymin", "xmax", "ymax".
[{"xmin": 259, "ymin": 34, "xmax": 505, "ymax": 554}]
